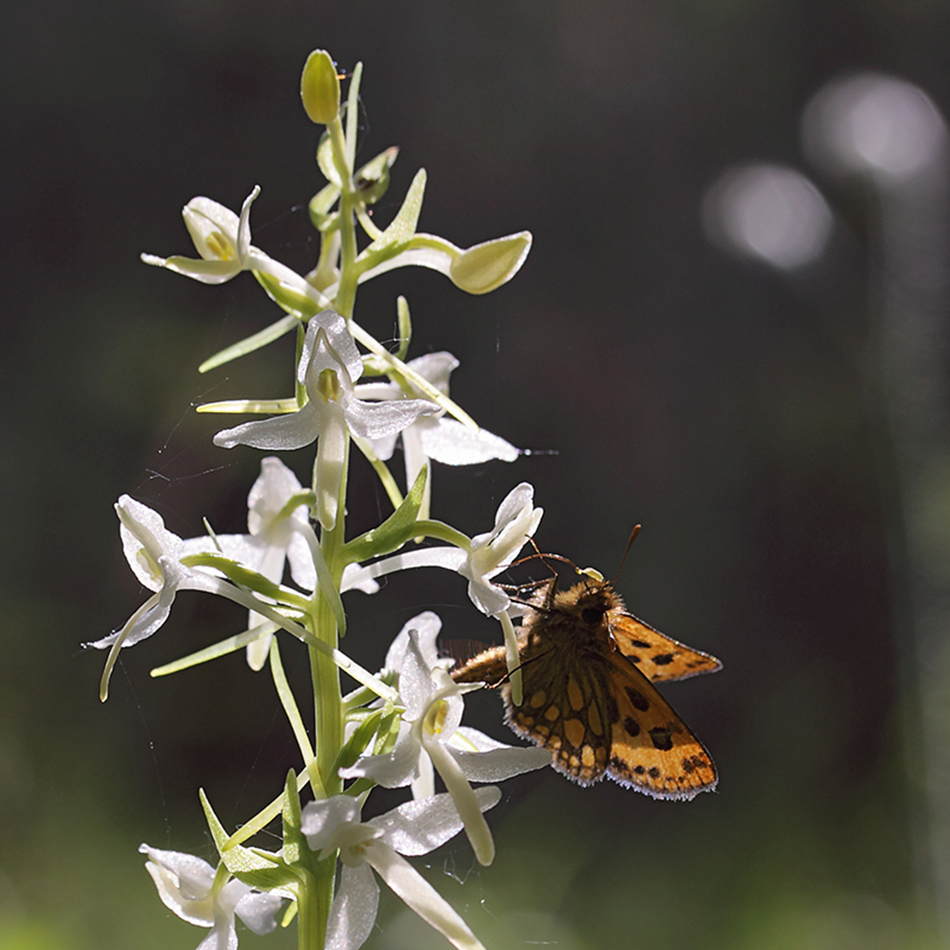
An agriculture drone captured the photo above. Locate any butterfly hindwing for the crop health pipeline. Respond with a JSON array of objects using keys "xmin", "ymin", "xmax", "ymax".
[
  {"xmin": 604, "ymin": 651, "xmax": 717, "ymax": 799},
  {"xmin": 503, "ymin": 647, "xmax": 612, "ymax": 785},
  {"xmin": 609, "ymin": 612, "xmax": 722, "ymax": 683}
]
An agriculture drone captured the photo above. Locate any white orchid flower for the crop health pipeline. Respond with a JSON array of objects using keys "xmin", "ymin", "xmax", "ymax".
[
  {"xmin": 140, "ymin": 844, "xmax": 281, "ymax": 950},
  {"xmin": 182, "ymin": 457, "xmax": 377, "ymax": 670},
  {"xmin": 344, "ymin": 482, "xmax": 542, "ymax": 618},
  {"xmin": 86, "ymin": 493, "xmax": 389, "ymax": 701},
  {"xmin": 141, "ymin": 186, "xmax": 322, "ymax": 299},
  {"xmin": 84, "ymin": 496, "xmax": 227, "ymax": 700},
  {"xmin": 356, "ymin": 352, "xmax": 518, "ymax": 519},
  {"xmin": 301, "ymin": 791, "xmax": 500, "ymax": 950},
  {"xmin": 340, "ymin": 614, "xmax": 549, "ymax": 865},
  {"xmin": 213, "ymin": 310, "xmax": 439, "ymax": 530}
]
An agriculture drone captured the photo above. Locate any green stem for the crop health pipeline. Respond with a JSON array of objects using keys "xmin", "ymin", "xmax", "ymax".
[
  {"xmin": 302, "ymin": 431, "xmax": 352, "ymax": 950},
  {"xmin": 328, "ymin": 117, "xmax": 359, "ymax": 319},
  {"xmin": 296, "ymin": 869, "xmax": 327, "ymax": 950}
]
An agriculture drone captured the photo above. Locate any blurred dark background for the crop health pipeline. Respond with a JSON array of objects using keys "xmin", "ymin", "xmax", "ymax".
[{"xmin": 4, "ymin": 2, "xmax": 950, "ymax": 948}]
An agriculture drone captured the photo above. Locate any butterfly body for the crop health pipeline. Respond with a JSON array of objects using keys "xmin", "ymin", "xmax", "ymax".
[{"xmin": 451, "ymin": 576, "xmax": 720, "ymax": 800}]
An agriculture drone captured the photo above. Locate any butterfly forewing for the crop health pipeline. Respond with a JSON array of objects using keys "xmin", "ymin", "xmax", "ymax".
[{"xmin": 609, "ymin": 613, "xmax": 722, "ymax": 683}]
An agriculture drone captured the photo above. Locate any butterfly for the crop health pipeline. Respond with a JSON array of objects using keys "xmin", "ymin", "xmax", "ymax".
[{"xmin": 450, "ymin": 568, "xmax": 721, "ymax": 800}]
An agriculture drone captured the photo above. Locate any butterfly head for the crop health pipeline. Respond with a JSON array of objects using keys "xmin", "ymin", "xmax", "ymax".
[{"xmin": 553, "ymin": 579, "xmax": 625, "ymax": 629}]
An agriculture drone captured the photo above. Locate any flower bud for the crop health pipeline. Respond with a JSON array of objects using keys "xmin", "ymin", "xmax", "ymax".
[
  {"xmin": 449, "ymin": 231, "xmax": 532, "ymax": 294},
  {"xmin": 300, "ymin": 50, "xmax": 340, "ymax": 125},
  {"xmin": 355, "ymin": 146, "xmax": 399, "ymax": 205}
]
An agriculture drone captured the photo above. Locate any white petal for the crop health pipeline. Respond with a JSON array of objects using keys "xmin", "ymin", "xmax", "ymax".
[
  {"xmin": 451, "ymin": 743, "xmax": 551, "ymax": 782},
  {"xmin": 464, "ymin": 576, "xmax": 511, "ymax": 618},
  {"xmin": 140, "ymin": 844, "xmax": 215, "ymax": 900},
  {"xmin": 287, "ymin": 531, "xmax": 318, "ymax": 591},
  {"xmin": 405, "ymin": 351, "xmax": 459, "ymax": 394},
  {"xmin": 140, "ymin": 845, "xmax": 216, "ymax": 925},
  {"xmin": 344, "ymin": 396, "xmax": 440, "ymax": 441},
  {"xmin": 490, "ymin": 482, "xmax": 536, "ymax": 538},
  {"xmin": 300, "ymin": 795, "xmax": 362, "ymax": 852},
  {"xmin": 301, "ymin": 311, "xmax": 363, "ymax": 384},
  {"xmin": 338, "ymin": 725, "xmax": 421, "ymax": 788},
  {"xmin": 182, "ymin": 196, "xmax": 240, "ymax": 256},
  {"xmin": 315, "ymin": 404, "xmax": 347, "ymax": 530},
  {"xmin": 143, "ymin": 254, "xmax": 241, "ymax": 284},
  {"xmin": 195, "ymin": 918, "xmax": 238, "ymax": 950},
  {"xmin": 423, "ymin": 736, "xmax": 495, "ymax": 866},
  {"xmin": 117, "ymin": 495, "xmax": 184, "ymax": 590},
  {"xmin": 235, "ymin": 186, "xmax": 260, "ymax": 264},
  {"xmin": 247, "ymin": 457, "xmax": 306, "ymax": 534},
  {"xmin": 213, "ymin": 402, "xmax": 321, "ymax": 450},
  {"xmin": 326, "ymin": 863, "xmax": 379, "ymax": 950},
  {"xmin": 362, "ymin": 429, "xmax": 399, "ymax": 462},
  {"xmin": 400, "ymin": 632, "xmax": 456, "ymax": 723},
  {"xmin": 353, "ymin": 381, "xmax": 401, "ymax": 401},
  {"xmin": 419, "ymin": 418, "xmax": 519, "ymax": 465},
  {"xmin": 234, "ymin": 888, "xmax": 282, "ymax": 935},
  {"xmin": 341, "ymin": 546, "xmax": 466, "ymax": 592},
  {"xmin": 384, "ymin": 612, "xmax": 443, "ymax": 673},
  {"xmin": 340, "ymin": 561, "xmax": 380, "ymax": 595},
  {"xmin": 372, "ymin": 787, "xmax": 501, "ymax": 856},
  {"xmin": 365, "ymin": 843, "xmax": 487, "ymax": 950}
]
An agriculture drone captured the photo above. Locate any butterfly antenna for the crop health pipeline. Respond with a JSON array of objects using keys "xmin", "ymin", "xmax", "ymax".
[
  {"xmin": 486, "ymin": 649, "xmax": 551, "ymax": 689},
  {"xmin": 611, "ymin": 524, "xmax": 642, "ymax": 586}
]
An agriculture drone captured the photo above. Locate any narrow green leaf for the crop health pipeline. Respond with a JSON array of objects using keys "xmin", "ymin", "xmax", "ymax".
[
  {"xmin": 150, "ymin": 622, "xmax": 277, "ymax": 676},
  {"xmin": 356, "ymin": 169, "xmax": 426, "ymax": 259},
  {"xmin": 344, "ymin": 62, "xmax": 363, "ymax": 170},
  {"xmin": 395, "ymin": 295, "xmax": 412, "ymax": 361},
  {"xmin": 309, "ymin": 181, "xmax": 341, "ymax": 231},
  {"xmin": 199, "ymin": 314, "xmax": 299, "ymax": 373},
  {"xmin": 196, "ymin": 397, "xmax": 299, "ymax": 415},
  {"xmin": 281, "ymin": 770, "xmax": 305, "ymax": 867},
  {"xmin": 343, "ymin": 465, "xmax": 427, "ymax": 563},
  {"xmin": 269, "ymin": 639, "xmax": 319, "ymax": 786},
  {"xmin": 316, "ymin": 130, "xmax": 341, "ymax": 187},
  {"xmin": 348, "ymin": 319, "xmax": 479, "ymax": 429},
  {"xmin": 224, "ymin": 769, "xmax": 312, "ymax": 850},
  {"xmin": 179, "ymin": 553, "xmax": 309, "ymax": 608},
  {"xmin": 334, "ymin": 709, "xmax": 384, "ymax": 773},
  {"xmin": 201, "ymin": 789, "xmax": 298, "ymax": 890}
]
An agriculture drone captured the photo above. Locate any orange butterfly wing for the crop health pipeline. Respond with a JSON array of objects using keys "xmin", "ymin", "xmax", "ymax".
[
  {"xmin": 502, "ymin": 645, "xmax": 613, "ymax": 786},
  {"xmin": 603, "ymin": 650, "xmax": 717, "ymax": 799},
  {"xmin": 450, "ymin": 573, "xmax": 720, "ymax": 799},
  {"xmin": 609, "ymin": 612, "xmax": 722, "ymax": 683}
]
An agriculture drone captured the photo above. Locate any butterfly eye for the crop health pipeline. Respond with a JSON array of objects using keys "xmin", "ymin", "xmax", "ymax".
[{"xmin": 581, "ymin": 607, "xmax": 605, "ymax": 625}]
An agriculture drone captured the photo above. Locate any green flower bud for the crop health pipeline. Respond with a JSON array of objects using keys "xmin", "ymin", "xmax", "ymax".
[
  {"xmin": 355, "ymin": 146, "xmax": 399, "ymax": 205},
  {"xmin": 300, "ymin": 50, "xmax": 340, "ymax": 125},
  {"xmin": 449, "ymin": 231, "xmax": 532, "ymax": 294}
]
